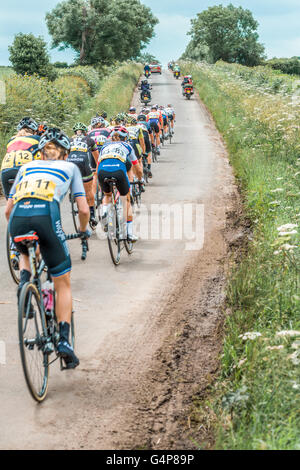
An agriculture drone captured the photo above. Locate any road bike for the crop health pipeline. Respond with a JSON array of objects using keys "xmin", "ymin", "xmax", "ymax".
[
  {"xmin": 15, "ymin": 231, "xmax": 88, "ymax": 402},
  {"xmin": 101, "ymin": 177, "xmax": 133, "ymax": 266}
]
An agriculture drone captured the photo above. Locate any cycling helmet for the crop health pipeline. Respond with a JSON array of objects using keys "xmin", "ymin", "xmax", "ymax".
[
  {"xmin": 38, "ymin": 123, "xmax": 48, "ymax": 136},
  {"xmin": 129, "ymin": 107, "xmax": 136, "ymax": 113},
  {"xmin": 130, "ymin": 117, "xmax": 137, "ymax": 125},
  {"xmin": 111, "ymin": 126, "xmax": 129, "ymax": 140},
  {"xmin": 101, "ymin": 112, "xmax": 108, "ymax": 119},
  {"xmin": 138, "ymin": 114, "xmax": 147, "ymax": 121},
  {"xmin": 39, "ymin": 128, "xmax": 71, "ymax": 151},
  {"xmin": 17, "ymin": 117, "xmax": 39, "ymax": 132},
  {"xmin": 73, "ymin": 122, "xmax": 88, "ymax": 133},
  {"xmin": 91, "ymin": 116, "xmax": 105, "ymax": 127}
]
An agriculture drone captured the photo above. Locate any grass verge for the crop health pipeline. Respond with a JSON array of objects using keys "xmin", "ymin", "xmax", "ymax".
[{"xmin": 180, "ymin": 61, "xmax": 300, "ymax": 450}]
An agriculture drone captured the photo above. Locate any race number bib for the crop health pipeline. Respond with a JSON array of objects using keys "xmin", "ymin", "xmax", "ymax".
[
  {"xmin": 1, "ymin": 150, "xmax": 34, "ymax": 170},
  {"xmin": 13, "ymin": 178, "xmax": 56, "ymax": 204},
  {"xmin": 1, "ymin": 153, "xmax": 15, "ymax": 170}
]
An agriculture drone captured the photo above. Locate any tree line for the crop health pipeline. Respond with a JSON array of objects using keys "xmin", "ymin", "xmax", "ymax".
[{"xmin": 8, "ymin": 0, "xmax": 158, "ymax": 79}]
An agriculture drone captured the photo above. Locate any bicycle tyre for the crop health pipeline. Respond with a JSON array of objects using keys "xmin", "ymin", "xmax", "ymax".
[
  {"xmin": 107, "ymin": 206, "xmax": 121, "ymax": 266},
  {"xmin": 124, "ymin": 239, "xmax": 134, "ymax": 255},
  {"xmin": 6, "ymin": 228, "xmax": 20, "ymax": 285},
  {"xmin": 18, "ymin": 282, "xmax": 49, "ymax": 402}
]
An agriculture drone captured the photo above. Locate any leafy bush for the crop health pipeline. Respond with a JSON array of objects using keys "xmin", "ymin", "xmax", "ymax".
[{"xmin": 265, "ymin": 58, "xmax": 300, "ymax": 76}]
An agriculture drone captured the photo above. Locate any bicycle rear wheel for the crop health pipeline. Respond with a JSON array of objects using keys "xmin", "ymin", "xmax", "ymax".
[
  {"xmin": 18, "ymin": 283, "xmax": 49, "ymax": 402},
  {"xmin": 6, "ymin": 228, "xmax": 20, "ymax": 285},
  {"xmin": 107, "ymin": 206, "xmax": 121, "ymax": 266}
]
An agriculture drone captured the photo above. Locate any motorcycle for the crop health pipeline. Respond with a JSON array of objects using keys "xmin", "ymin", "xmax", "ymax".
[
  {"xmin": 174, "ymin": 70, "xmax": 180, "ymax": 79},
  {"xmin": 141, "ymin": 90, "xmax": 151, "ymax": 105},
  {"xmin": 145, "ymin": 70, "xmax": 151, "ymax": 79},
  {"xmin": 183, "ymin": 86, "xmax": 194, "ymax": 100}
]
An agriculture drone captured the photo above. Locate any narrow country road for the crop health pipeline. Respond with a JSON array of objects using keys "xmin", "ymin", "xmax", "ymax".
[{"xmin": 0, "ymin": 70, "xmax": 240, "ymax": 450}]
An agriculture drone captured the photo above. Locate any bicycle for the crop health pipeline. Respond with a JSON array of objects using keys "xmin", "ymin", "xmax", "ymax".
[
  {"xmin": 5, "ymin": 178, "xmax": 21, "ymax": 284},
  {"xmin": 101, "ymin": 177, "xmax": 133, "ymax": 266},
  {"xmin": 15, "ymin": 231, "xmax": 88, "ymax": 402},
  {"xmin": 70, "ymin": 188, "xmax": 99, "ymax": 233}
]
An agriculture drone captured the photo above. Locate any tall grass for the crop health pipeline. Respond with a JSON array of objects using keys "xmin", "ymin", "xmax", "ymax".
[{"xmin": 180, "ymin": 61, "xmax": 300, "ymax": 450}]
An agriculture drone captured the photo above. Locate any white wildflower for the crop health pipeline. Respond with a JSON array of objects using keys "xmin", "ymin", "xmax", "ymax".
[
  {"xmin": 288, "ymin": 351, "xmax": 300, "ymax": 365},
  {"xmin": 270, "ymin": 188, "xmax": 284, "ymax": 193},
  {"xmin": 277, "ymin": 224, "xmax": 298, "ymax": 232},
  {"xmin": 291, "ymin": 340, "xmax": 300, "ymax": 350},
  {"xmin": 279, "ymin": 244, "xmax": 298, "ymax": 252},
  {"xmin": 278, "ymin": 231, "xmax": 298, "ymax": 237},
  {"xmin": 269, "ymin": 201, "xmax": 281, "ymax": 206},
  {"xmin": 276, "ymin": 330, "xmax": 300, "ymax": 338},
  {"xmin": 239, "ymin": 332, "xmax": 262, "ymax": 341},
  {"xmin": 266, "ymin": 345, "xmax": 284, "ymax": 351}
]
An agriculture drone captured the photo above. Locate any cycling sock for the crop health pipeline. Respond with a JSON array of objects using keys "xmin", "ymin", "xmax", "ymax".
[
  {"xmin": 89, "ymin": 206, "xmax": 95, "ymax": 217},
  {"xmin": 59, "ymin": 321, "xmax": 70, "ymax": 344},
  {"xmin": 20, "ymin": 269, "xmax": 31, "ymax": 286},
  {"xmin": 127, "ymin": 221, "xmax": 133, "ymax": 237}
]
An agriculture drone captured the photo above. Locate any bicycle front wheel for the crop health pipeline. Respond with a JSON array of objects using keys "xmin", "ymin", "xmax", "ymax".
[
  {"xmin": 107, "ymin": 207, "xmax": 121, "ymax": 266},
  {"xmin": 6, "ymin": 228, "xmax": 20, "ymax": 285},
  {"xmin": 18, "ymin": 283, "xmax": 49, "ymax": 402}
]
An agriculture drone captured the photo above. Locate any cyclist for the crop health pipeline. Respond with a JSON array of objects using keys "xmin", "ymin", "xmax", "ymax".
[
  {"xmin": 165, "ymin": 104, "xmax": 176, "ymax": 135},
  {"xmin": 128, "ymin": 107, "xmax": 138, "ymax": 120},
  {"xmin": 1, "ymin": 117, "xmax": 41, "ymax": 199},
  {"xmin": 159, "ymin": 106, "xmax": 169, "ymax": 140},
  {"xmin": 98, "ymin": 126, "xmax": 143, "ymax": 242},
  {"xmin": 68, "ymin": 122, "xmax": 99, "ymax": 226},
  {"xmin": 146, "ymin": 105, "xmax": 163, "ymax": 154},
  {"xmin": 5, "ymin": 128, "xmax": 90, "ymax": 368},
  {"xmin": 137, "ymin": 114, "xmax": 153, "ymax": 178}
]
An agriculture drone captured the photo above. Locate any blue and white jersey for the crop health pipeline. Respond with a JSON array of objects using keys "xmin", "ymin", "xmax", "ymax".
[
  {"xmin": 9, "ymin": 159, "xmax": 85, "ymax": 205},
  {"xmin": 98, "ymin": 141, "xmax": 138, "ymax": 173}
]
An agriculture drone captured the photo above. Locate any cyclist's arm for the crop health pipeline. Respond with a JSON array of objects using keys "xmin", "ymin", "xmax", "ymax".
[{"xmin": 5, "ymin": 198, "xmax": 13, "ymax": 221}]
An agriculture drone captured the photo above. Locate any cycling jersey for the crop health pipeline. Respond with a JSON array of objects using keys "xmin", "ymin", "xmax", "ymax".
[
  {"xmin": 9, "ymin": 160, "xmax": 86, "ymax": 277},
  {"xmin": 9, "ymin": 160, "xmax": 85, "ymax": 205},
  {"xmin": 68, "ymin": 135, "xmax": 97, "ymax": 183},
  {"xmin": 98, "ymin": 141, "xmax": 138, "ymax": 171},
  {"xmin": 98, "ymin": 141, "xmax": 138, "ymax": 196},
  {"xmin": 147, "ymin": 111, "xmax": 162, "ymax": 134},
  {"xmin": 1, "ymin": 135, "xmax": 41, "ymax": 198}
]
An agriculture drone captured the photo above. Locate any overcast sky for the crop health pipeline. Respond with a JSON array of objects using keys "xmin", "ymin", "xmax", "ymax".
[{"xmin": 0, "ymin": 1, "xmax": 299, "ymax": 66}]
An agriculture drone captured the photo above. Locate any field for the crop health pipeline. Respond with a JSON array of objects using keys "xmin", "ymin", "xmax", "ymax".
[{"xmin": 180, "ymin": 60, "xmax": 300, "ymax": 450}]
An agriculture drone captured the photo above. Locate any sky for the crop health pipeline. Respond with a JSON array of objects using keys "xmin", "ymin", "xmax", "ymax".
[{"xmin": 0, "ymin": 1, "xmax": 299, "ymax": 66}]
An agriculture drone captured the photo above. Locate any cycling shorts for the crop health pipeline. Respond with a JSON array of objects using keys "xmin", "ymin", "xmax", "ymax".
[
  {"xmin": 142, "ymin": 131, "xmax": 152, "ymax": 154},
  {"xmin": 98, "ymin": 169, "xmax": 130, "ymax": 196},
  {"xmin": 149, "ymin": 121, "xmax": 160, "ymax": 134},
  {"xmin": 9, "ymin": 199, "xmax": 71, "ymax": 277},
  {"xmin": 68, "ymin": 152, "xmax": 93, "ymax": 183},
  {"xmin": 162, "ymin": 115, "xmax": 168, "ymax": 126},
  {"xmin": 1, "ymin": 168, "xmax": 18, "ymax": 199}
]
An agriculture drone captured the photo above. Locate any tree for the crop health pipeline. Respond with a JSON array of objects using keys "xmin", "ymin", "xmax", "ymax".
[
  {"xmin": 46, "ymin": 0, "xmax": 159, "ymax": 65},
  {"xmin": 9, "ymin": 33, "xmax": 57, "ymax": 80},
  {"xmin": 185, "ymin": 4, "xmax": 265, "ymax": 66},
  {"xmin": 136, "ymin": 53, "xmax": 159, "ymax": 64}
]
